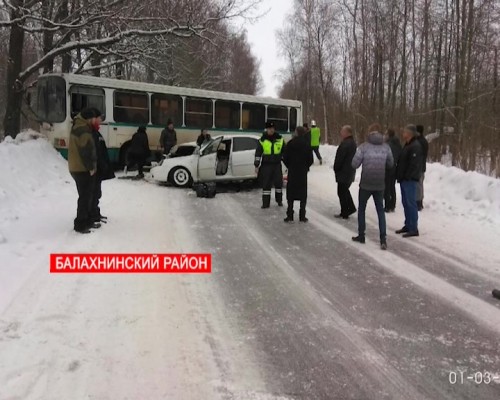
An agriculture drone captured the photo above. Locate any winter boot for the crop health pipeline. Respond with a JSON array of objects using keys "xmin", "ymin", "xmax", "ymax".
[
  {"xmin": 276, "ymin": 190, "xmax": 283, "ymax": 207},
  {"xmin": 299, "ymin": 208, "xmax": 308, "ymax": 223},
  {"xmin": 261, "ymin": 194, "xmax": 271, "ymax": 209},
  {"xmin": 492, "ymin": 289, "xmax": 500, "ymax": 300},
  {"xmin": 380, "ymin": 240, "xmax": 387, "ymax": 250},
  {"xmin": 395, "ymin": 227, "xmax": 409, "ymax": 234},
  {"xmin": 352, "ymin": 235, "xmax": 365, "ymax": 244}
]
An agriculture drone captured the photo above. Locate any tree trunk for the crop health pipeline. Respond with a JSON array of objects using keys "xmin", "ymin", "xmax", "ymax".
[{"xmin": 3, "ymin": 3, "xmax": 26, "ymax": 138}]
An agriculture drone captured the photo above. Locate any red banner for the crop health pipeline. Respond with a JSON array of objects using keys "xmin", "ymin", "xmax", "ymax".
[{"xmin": 50, "ymin": 254, "xmax": 212, "ymax": 274}]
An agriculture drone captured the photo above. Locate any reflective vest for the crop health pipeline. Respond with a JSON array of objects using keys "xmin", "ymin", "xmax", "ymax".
[
  {"xmin": 310, "ymin": 127, "xmax": 321, "ymax": 147},
  {"xmin": 260, "ymin": 137, "xmax": 284, "ymax": 155}
]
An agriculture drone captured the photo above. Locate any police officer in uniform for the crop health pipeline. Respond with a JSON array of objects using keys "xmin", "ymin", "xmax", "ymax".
[{"xmin": 255, "ymin": 121, "xmax": 285, "ymax": 208}]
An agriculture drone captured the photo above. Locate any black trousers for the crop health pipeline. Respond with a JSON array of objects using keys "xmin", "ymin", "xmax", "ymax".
[
  {"xmin": 337, "ymin": 182, "xmax": 356, "ymax": 217},
  {"xmin": 260, "ymin": 163, "xmax": 283, "ymax": 206},
  {"xmin": 287, "ymin": 199, "xmax": 306, "ymax": 219},
  {"xmin": 90, "ymin": 178, "xmax": 102, "ymax": 221},
  {"xmin": 71, "ymin": 172, "xmax": 95, "ymax": 231},
  {"xmin": 312, "ymin": 146, "xmax": 322, "ymax": 161},
  {"xmin": 384, "ymin": 173, "xmax": 397, "ymax": 210}
]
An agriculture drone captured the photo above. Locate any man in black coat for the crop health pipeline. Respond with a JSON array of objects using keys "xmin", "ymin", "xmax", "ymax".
[
  {"xmin": 282, "ymin": 126, "xmax": 314, "ymax": 222},
  {"xmin": 333, "ymin": 125, "xmax": 357, "ymax": 219},
  {"xmin": 416, "ymin": 125, "xmax": 429, "ymax": 211},
  {"xmin": 89, "ymin": 108, "xmax": 115, "ymax": 223},
  {"xmin": 384, "ymin": 128, "xmax": 402, "ymax": 212},
  {"xmin": 127, "ymin": 126, "xmax": 151, "ymax": 179},
  {"xmin": 396, "ymin": 125, "xmax": 423, "ymax": 238}
]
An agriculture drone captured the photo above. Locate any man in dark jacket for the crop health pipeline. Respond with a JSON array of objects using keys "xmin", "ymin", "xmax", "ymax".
[
  {"xmin": 127, "ymin": 126, "xmax": 151, "ymax": 179},
  {"xmin": 160, "ymin": 119, "xmax": 177, "ymax": 155},
  {"xmin": 89, "ymin": 108, "xmax": 115, "ymax": 223},
  {"xmin": 333, "ymin": 125, "xmax": 357, "ymax": 219},
  {"xmin": 351, "ymin": 123, "xmax": 394, "ymax": 249},
  {"xmin": 416, "ymin": 125, "xmax": 429, "ymax": 211},
  {"xmin": 282, "ymin": 126, "xmax": 313, "ymax": 222},
  {"xmin": 396, "ymin": 124, "xmax": 423, "ymax": 238},
  {"xmin": 68, "ymin": 108, "xmax": 99, "ymax": 233},
  {"xmin": 196, "ymin": 128, "xmax": 211, "ymax": 147},
  {"xmin": 384, "ymin": 128, "xmax": 402, "ymax": 212},
  {"xmin": 254, "ymin": 121, "xmax": 285, "ymax": 208}
]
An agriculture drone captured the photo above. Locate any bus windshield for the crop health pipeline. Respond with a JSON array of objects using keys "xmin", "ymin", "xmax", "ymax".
[{"xmin": 36, "ymin": 76, "xmax": 66, "ymax": 123}]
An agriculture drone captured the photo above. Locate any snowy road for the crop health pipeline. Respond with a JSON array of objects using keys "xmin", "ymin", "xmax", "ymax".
[{"xmin": 1, "ymin": 140, "xmax": 500, "ymax": 399}]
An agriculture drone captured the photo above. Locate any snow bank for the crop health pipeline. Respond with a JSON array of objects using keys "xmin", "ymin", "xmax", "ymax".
[
  {"xmin": 319, "ymin": 145, "xmax": 500, "ymax": 225},
  {"xmin": 0, "ymin": 130, "xmax": 70, "ymax": 232}
]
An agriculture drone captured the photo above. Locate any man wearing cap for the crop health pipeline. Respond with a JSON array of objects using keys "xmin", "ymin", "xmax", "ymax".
[
  {"xmin": 254, "ymin": 121, "xmax": 285, "ymax": 208},
  {"xmin": 310, "ymin": 120, "xmax": 323, "ymax": 165},
  {"xmin": 160, "ymin": 119, "xmax": 177, "ymax": 155},
  {"xmin": 395, "ymin": 124, "xmax": 423, "ymax": 238},
  {"xmin": 68, "ymin": 107, "xmax": 99, "ymax": 233}
]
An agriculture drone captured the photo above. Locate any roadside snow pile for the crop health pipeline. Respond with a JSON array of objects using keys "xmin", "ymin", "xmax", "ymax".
[
  {"xmin": 0, "ymin": 130, "xmax": 70, "ymax": 229},
  {"xmin": 318, "ymin": 145, "xmax": 500, "ymax": 225}
]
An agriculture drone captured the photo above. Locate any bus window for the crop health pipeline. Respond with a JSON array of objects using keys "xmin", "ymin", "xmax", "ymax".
[
  {"xmin": 290, "ymin": 108, "xmax": 298, "ymax": 131},
  {"xmin": 215, "ymin": 101, "xmax": 240, "ymax": 129},
  {"xmin": 70, "ymin": 86, "xmax": 105, "ymax": 119},
  {"xmin": 267, "ymin": 106, "xmax": 288, "ymax": 132},
  {"xmin": 151, "ymin": 94, "xmax": 182, "ymax": 126},
  {"xmin": 114, "ymin": 91, "xmax": 149, "ymax": 124},
  {"xmin": 36, "ymin": 76, "xmax": 66, "ymax": 123},
  {"xmin": 185, "ymin": 97, "xmax": 213, "ymax": 129},
  {"xmin": 242, "ymin": 103, "xmax": 265, "ymax": 130}
]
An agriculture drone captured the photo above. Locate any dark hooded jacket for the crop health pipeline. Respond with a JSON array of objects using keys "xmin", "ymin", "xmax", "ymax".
[
  {"xmin": 282, "ymin": 134, "xmax": 313, "ymax": 201},
  {"xmin": 129, "ymin": 127, "xmax": 151, "ymax": 158},
  {"xmin": 386, "ymin": 136, "xmax": 402, "ymax": 177},
  {"xmin": 92, "ymin": 130, "xmax": 115, "ymax": 181},
  {"xmin": 352, "ymin": 132, "xmax": 394, "ymax": 191},
  {"xmin": 333, "ymin": 135, "xmax": 357, "ymax": 184}
]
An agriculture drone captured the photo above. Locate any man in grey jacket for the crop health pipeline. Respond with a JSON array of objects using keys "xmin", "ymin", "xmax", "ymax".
[{"xmin": 351, "ymin": 123, "xmax": 394, "ymax": 249}]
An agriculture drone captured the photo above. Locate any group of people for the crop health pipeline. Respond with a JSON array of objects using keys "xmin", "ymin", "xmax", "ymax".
[
  {"xmin": 68, "ymin": 108, "xmax": 115, "ymax": 234},
  {"xmin": 254, "ymin": 120, "xmax": 322, "ymax": 222},
  {"xmin": 254, "ymin": 120, "xmax": 429, "ymax": 250}
]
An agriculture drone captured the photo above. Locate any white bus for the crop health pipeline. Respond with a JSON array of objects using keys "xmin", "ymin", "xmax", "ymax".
[{"xmin": 34, "ymin": 73, "xmax": 303, "ymax": 164}]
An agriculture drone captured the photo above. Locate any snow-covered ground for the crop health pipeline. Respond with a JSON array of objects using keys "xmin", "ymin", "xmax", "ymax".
[
  {"xmin": 1, "ymin": 134, "xmax": 500, "ymax": 399},
  {"xmin": 310, "ymin": 145, "xmax": 500, "ymax": 279}
]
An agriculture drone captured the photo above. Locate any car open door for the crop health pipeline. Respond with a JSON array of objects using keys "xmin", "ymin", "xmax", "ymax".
[{"xmin": 198, "ymin": 136, "xmax": 223, "ymax": 181}]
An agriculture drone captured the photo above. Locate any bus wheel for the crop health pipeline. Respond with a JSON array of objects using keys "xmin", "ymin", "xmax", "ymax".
[{"xmin": 169, "ymin": 167, "xmax": 193, "ymax": 188}]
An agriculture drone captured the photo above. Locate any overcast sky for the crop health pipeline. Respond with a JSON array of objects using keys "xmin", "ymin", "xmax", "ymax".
[{"xmin": 244, "ymin": 0, "xmax": 293, "ymax": 98}]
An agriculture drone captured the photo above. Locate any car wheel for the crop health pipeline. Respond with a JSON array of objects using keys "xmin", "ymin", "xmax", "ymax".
[{"xmin": 169, "ymin": 167, "xmax": 193, "ymax": 188}]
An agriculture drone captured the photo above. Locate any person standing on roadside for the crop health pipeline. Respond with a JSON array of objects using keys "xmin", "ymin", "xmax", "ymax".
[
  {"xmin": 415, "ymin": 124, "xmax": 429, "ymax": 211},
  {"xmin": 351, "ymin": 123, "xmax": 394, "ymax": 250},
  {"xmin": 333, "ymin": 125, "xmax": 357, "ymax": 219},
  {"xmin": 310, "ymin": 120, "xmax": 323, "ymax": 165},
  {"xmin": 89, "ymin": 108, "xmax": 115, "ymax": 224},
  {"xmin": 160, "ymin": 119, "xmax": 177, "ymax": 155},
  {"xmin": 395, "ymin": 124, "xmax": 423, "ymax": 238},
  {"xmin": 384, "ymin": 128, "xmax": 402, "ymax": 213},
  {"xmin": 68, "ymin": 108, "xmax": 99, "ymax": 234},
  {"xmin": 254, "ymin": 121, "xmax": 285, "ymax": 208},
  {"xmin": 283, "ymin": 126, "xmax": 314, "ymax": 223}
]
